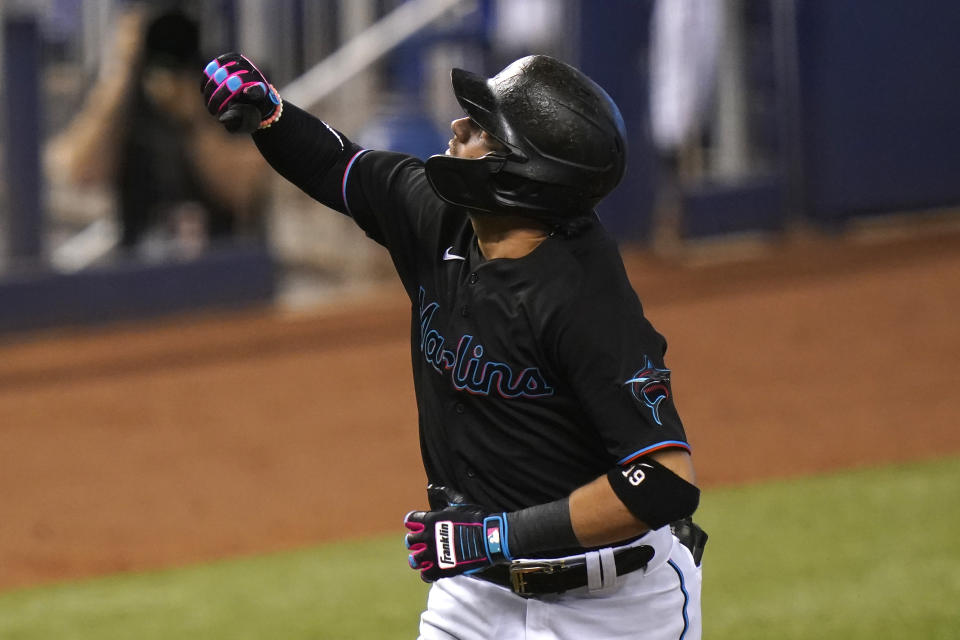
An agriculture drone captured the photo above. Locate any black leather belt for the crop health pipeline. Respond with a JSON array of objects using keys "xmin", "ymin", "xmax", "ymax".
[{"xmin": 472, "ymin": 544, "xmax": 655, "ymax": 597}]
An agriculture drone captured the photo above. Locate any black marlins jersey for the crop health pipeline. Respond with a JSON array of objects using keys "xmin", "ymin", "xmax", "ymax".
[{"xmin": 256, "ymin": 105, "xmax": 690, "ymax": 512}]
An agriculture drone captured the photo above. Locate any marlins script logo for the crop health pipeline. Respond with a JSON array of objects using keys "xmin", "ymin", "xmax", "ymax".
[
  {"xmin": 624, "ymin": 356, "xmax": 672, "ymax": 425},
  {"xmin": 418, "ymin": 288, "xmax": 554, "ymax": 399}
]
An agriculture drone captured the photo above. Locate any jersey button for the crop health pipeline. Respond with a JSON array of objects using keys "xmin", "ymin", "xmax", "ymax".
[
  {"xmin": 468, "ymin": 272, "xmax": 479, "ymax": 284},
  {"xmin": 460, "ymin": 305, "xmax": 470, "ymax": 317},
  {"xmin": 465, "ymin": 467, "xmax": 477, "ymax": 478},
  {"xmin": 455, "ymin": 403, "xmax": 465, "ymax": 414}
]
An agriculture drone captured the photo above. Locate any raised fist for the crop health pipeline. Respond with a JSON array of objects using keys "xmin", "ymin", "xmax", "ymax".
[{"xmin": 201, "ymin": 53, "xmax": 281, "ymax": 133}]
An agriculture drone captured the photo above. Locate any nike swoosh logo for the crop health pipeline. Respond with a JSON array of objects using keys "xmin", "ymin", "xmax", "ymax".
[{"xmin": 442, "ymin": 246, "xmax": 466, "ymax": 261}]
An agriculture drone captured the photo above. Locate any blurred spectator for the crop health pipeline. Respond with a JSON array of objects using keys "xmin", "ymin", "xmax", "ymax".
[
  {"xmin": 647, "ymin": 0, "xmax": 722, "ymax": 251},
  {"xmin": 649, "ymin": 0, "xmax": 721, "ymax": 158},
  {"xmin": 46, "ymin": 4, "xmax": 270, "ymax": 261}
]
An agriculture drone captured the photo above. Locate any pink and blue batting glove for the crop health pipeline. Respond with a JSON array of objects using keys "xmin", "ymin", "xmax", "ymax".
[
  {"xmin": 201, "ymin": 52, "xmax": 282, "ymax": 133},
  {"xmin": 404, "ymin": 503, "xmax": 511, "ymax": 582}
]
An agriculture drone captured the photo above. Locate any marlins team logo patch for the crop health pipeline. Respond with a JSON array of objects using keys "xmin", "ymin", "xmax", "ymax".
[{"xmin": 624, "ymin": 356, "xmax": 672, "ymax": 426}]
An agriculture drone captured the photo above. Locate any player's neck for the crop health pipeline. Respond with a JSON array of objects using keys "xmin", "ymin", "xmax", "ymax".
[{"xmin": 471, "ymin": 214, "xmax": 551, "ymax": 260}]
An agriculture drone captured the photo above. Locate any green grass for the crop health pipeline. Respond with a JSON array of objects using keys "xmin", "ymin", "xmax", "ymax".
[
  {"xmin": 698, "ymin": 456, "xmax": 960, "ymax": 639},
  {"xmin": 1, "ymin": 456, "xmax": 958, "ymax": 639},
  {"xmin": 0, "ymin": 536, "xmax": 429, "ymax": 640}
]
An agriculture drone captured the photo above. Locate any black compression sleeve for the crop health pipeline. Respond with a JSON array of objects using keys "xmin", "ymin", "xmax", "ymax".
[
  {"xmin": 252, "ymin": 101, "xmax": 363, "ymax": 212},
  {"xmin": 504, "ymin": 497, "xmax": 580, "ymax": 559}
]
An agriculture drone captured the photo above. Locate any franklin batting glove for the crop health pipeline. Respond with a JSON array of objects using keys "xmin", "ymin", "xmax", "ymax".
[
  {"xmin": 404, "ymin": 504, "xmax": 511, "ymax": 582},
  {"xmin": 201, "ymin": 53, "xmax": 282, "ymax": 133}
]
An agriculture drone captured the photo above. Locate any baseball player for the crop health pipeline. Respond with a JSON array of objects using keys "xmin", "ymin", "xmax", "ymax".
[{"xmin": 202, "ymin": 52, "xmax": 706, "ymax": 639}]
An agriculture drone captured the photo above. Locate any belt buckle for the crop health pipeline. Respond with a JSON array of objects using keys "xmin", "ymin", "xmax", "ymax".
[{"xmin": 508, "ymin": 560, "xmax": 564, "ymax": 596}]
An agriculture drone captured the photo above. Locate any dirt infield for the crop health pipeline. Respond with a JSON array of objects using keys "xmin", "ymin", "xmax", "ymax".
[{"xmin": 1, "ymin": 220, "xmax": 959, "ymax": 591}]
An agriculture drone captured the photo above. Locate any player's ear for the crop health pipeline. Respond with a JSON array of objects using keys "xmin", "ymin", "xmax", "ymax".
[{"xmin": 480, "ymin": 130, "xmax": 508, "ymax": 155}]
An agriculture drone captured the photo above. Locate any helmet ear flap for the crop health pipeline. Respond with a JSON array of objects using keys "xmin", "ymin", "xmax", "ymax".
[
  {"xmin": 491, "ymin": 172, "xmax": 541, "ymax": 203},
  {"xmin": 424, "ymin": 154, "xmax": 508, "ymax": 214},
  {"xmin": 492, "ymin": 171, "xmax": 600, "ymax": 217},
  {"xmin": 425, "ymin": 152, "xmax": 603, "ymax": 220}
]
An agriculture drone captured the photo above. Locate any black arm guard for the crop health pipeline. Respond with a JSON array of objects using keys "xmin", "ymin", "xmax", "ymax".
[
  {"xmin": 607, "ymin": 457, "xmax": 700, "ymax": 530},
  {"xmin": 505, "ymin": 497, "xmax": 580, "ymax": 558}
]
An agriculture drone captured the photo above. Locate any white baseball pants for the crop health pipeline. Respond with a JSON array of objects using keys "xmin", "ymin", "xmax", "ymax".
[{"xmin": 417, "ymin": 526, "xmax": 702, "ymax": 640}]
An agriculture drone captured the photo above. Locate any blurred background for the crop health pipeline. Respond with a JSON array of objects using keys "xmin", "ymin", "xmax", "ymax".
[
  {"xmin": 1, "ymin": 1, "xmax": 959, "ymax": 637},
  {"xmin": 1, "ymin": 0, "xmax": 957, "ymax": 327}
]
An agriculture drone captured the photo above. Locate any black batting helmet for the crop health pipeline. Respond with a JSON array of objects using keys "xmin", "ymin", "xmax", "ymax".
[{"xmin": 424, "ymin": 55, "xmax": 628, "ymax": 220}]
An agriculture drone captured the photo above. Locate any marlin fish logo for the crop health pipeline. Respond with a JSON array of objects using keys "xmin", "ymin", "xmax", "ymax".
[{"xmin": 624, "ymin": 356, "xmax": 671, "ymax": 425}]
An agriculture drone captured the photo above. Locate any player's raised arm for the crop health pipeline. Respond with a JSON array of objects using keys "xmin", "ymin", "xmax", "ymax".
[
  {"xmin": 199, "ymin": 52, "xmax": 441, "ymax": 263},
  {"xmin": 200, "ymin": 53, "xmax": 363, "ymax": 215}
]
